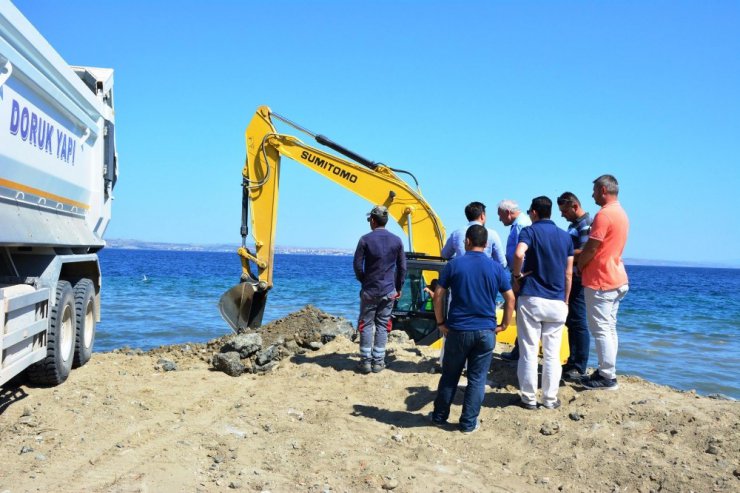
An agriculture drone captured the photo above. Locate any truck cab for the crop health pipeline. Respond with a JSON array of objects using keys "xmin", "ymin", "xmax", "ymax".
[{"xmin": 1, "ymin": 2, "xmax": 117, "ymax": 387}]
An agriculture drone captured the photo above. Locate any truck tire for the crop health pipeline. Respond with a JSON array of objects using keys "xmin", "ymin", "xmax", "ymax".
[
  {"xmin": 28, "ymin": 281, "xmax": 76, "ymax": 385},
  {"xmin": 73, "ymin": 278, "xmax": 96, "ymax": 368}
]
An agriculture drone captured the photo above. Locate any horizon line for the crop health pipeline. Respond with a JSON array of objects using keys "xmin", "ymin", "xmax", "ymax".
[{"xmin": 103, "ymin": 238, "xmax": 740, "ymax": 270}]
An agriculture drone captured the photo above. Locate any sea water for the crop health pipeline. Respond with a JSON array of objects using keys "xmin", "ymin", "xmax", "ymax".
[{"xmin": 97, "ymin": 249, "xmax": 740, "ymax": 399}]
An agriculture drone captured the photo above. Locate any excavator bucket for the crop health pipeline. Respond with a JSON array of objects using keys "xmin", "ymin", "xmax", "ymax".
[{"xmin": 218, "ymin": 282, "xmax": 267, "ymax": 332}]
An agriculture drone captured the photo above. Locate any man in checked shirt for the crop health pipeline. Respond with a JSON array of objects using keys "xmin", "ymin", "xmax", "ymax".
[{"xmin": 557, "ymin": 192, "xmax": 593, "ymax": 380}]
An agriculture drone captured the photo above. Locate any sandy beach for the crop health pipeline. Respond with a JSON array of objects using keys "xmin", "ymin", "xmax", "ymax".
[{"xmin": 1, "ymin": 308, "xmax": 738, "ymax": 493}]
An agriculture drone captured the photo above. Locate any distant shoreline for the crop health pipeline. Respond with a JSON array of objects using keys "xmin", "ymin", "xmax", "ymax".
[
  {"xmin": 105, "ymin": 239, "xmax": 353, "ymax": 257},
  {"xmin": 103, "ymin": 239, "xmax": 739, "ymax": 269}
]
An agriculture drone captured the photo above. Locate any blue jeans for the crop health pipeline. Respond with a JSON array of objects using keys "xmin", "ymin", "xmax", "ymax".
[
  {"xmin": 565, "ymin": 276, "xmax": 590, "ymax": 373},
  {"xmin": 432, "ymin": 329, "xmax": 494, "ymax": 432}
]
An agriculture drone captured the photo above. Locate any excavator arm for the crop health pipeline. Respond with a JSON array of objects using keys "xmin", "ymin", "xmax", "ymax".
[{"xmin": 219, "ymin": 105, "xmax": 446, "ymax": 332}]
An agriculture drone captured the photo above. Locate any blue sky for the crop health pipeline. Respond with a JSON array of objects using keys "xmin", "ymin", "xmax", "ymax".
[{"xmin": 14, "ymin": 0, "xmax": 739, "ymax": 264}]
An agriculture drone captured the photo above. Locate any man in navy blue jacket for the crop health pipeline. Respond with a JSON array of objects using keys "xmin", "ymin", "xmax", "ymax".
[{"xmin": 353, "ymin": 205, "xmax": 406, "ymax": 374}]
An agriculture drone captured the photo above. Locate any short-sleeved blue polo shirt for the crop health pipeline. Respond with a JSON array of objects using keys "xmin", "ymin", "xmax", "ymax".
[
  {"xmin": 518, "ymin": 220, "xmax": 574, "ymax": 301},
  {"xmin": 438, "ymin": 251, "xmax": 512, "ymax": 331}
]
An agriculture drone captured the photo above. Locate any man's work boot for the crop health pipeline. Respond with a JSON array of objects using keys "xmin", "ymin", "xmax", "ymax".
[{"xmin": 358, "ymin": 360, "xmax": 372, "ymax": 374}]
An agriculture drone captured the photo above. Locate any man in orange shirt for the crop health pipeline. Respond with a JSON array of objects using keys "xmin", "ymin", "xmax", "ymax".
[{"xmin": 577, "ymin": 175, "xmax": 629, "ymax": 390}]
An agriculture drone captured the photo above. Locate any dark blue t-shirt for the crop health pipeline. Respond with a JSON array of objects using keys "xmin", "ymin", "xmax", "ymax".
[
  {"xmin": 518, "ymin": 220, "xmax": 574, "ymax": 301},
  {"xmin": 438, "ymin": 251, "xmax": 511, "ymax": 331}
]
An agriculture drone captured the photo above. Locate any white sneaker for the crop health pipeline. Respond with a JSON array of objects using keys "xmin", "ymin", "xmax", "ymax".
[{"xmin": 461, "ymin": 421, "xmax": 481, "ymax": 434}]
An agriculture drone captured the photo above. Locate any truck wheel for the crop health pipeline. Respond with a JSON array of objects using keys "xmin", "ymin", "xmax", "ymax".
[
  {"xmin": 28, "ymin": 281, "xmax": 76, "ymax": 385},
  {"xmin": 73, "ymin": 279, "xmax": 96, "ymax": 368}
]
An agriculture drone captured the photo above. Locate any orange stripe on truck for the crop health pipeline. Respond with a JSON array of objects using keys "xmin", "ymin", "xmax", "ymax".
[{"xmin": 0, "ymin": 177, "xmax": 89, "ymax": 210}]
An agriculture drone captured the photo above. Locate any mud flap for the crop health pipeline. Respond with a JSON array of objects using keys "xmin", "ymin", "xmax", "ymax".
[{"xmin": 218, "ymin": 282, "xmax": 267, "ymax": 332}]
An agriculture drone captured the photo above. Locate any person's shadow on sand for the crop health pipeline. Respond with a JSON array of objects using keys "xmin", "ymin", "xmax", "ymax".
[
  {"xmin": 291, "ymin": 352, "xmax": 358, "ymax": 372},
  {"xmin": 352, "ymin": 384, "xmax": 519, "ymax": 429},
  {"xmin": 291, "ymin": 348, "xmax": 437, "ymax": 374},
  {"xmin": 383, "ymin": 351, "xmax": 437, "ymax": 374},
  {"xmin": 352, "ymin": 404, "xmax": 432, "ymax": 429}
]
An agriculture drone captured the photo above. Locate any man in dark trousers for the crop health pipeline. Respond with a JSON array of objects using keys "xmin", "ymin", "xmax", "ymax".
[
  {"xmin": 557, "ymin": 192, "xmax": 593, "ymax": 380},
  {"xmin": 353, "ymin": 205, "xmax": 406, "ymax": 374},
  {"xmin": 430, "ymin": 225, "xmax": 515, "ymax": 433}
]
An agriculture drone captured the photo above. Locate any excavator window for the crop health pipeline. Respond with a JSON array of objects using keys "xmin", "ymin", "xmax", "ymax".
[
  {"xmin": 392, "ymin": 260, "xmax": 448, "ymax": 344},
  {"xmin": 396, "ymin": 268, "xmax": 439, "ymax": 313}
]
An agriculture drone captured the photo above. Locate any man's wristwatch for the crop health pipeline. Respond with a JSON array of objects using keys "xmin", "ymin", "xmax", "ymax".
[
  {"xmin": 436, "ymin": 321, "xmax": 445, "ymax": 326},
  {"xmin": 512, "ymin": 273, "xmax": 523, "ymax": 280}
]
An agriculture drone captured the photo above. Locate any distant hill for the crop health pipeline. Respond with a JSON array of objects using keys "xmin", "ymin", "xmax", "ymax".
[
  {"xmin": 624, "ymin": 258, "xmax": 740, "ymax": 269},
  {"xmin": 105, "ymin": 239, "xmax": 353, "ymax": 256},
  {"xmin": 105, "ymin": 240, "xmax": 738, "ymax": 267}
]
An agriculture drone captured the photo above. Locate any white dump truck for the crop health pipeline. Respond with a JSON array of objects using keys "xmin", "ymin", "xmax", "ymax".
[{"xmin": 0, "ymin": 0, "xmax": 117, "ymax": 386}]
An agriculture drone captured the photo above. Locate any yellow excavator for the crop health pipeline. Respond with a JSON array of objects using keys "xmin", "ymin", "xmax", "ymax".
[
  {"xmin": 219, "ymin": 106, "xmax": 569, "ymax": 359},
  {"xmin": 219, "ymin": 105, "xmax": 451, "ymax": 344}
]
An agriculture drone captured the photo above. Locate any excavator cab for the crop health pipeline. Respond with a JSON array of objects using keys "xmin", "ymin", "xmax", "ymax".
[{"xmin": 392, "ymin": 256, "xmax": 448, "ymax": 345}]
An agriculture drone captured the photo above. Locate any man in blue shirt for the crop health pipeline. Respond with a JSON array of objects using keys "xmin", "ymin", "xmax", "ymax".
[
  {"xmin": 430, "ymin": 225, "xmax": 515, "ymax": 433},
  {"xmin": 557, "ymin": 192, "xmax": 593, "ymax": 380},
  {"xmin": 497, "ymin": 199, "xmax": 532, "ymax": 361},
  {"xmin": 353, "ymin": 205, "xmax": 407, "ymax": 374},
  {"xmin": 511, "ymin": 197, "xmax": 573, "ymax": 410},
  {"xmin": 497, "ymin": 199, "xmax": 532, "ymax": 269},
  {"xmin": 442, "ymin": 201, "xmax": 507, "ymax": 268}
]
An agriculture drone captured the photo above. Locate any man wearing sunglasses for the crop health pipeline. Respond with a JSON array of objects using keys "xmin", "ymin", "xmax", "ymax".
[{"xmin": 557, "ymin": 192, "xmax": 593, "ymax": 381}]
